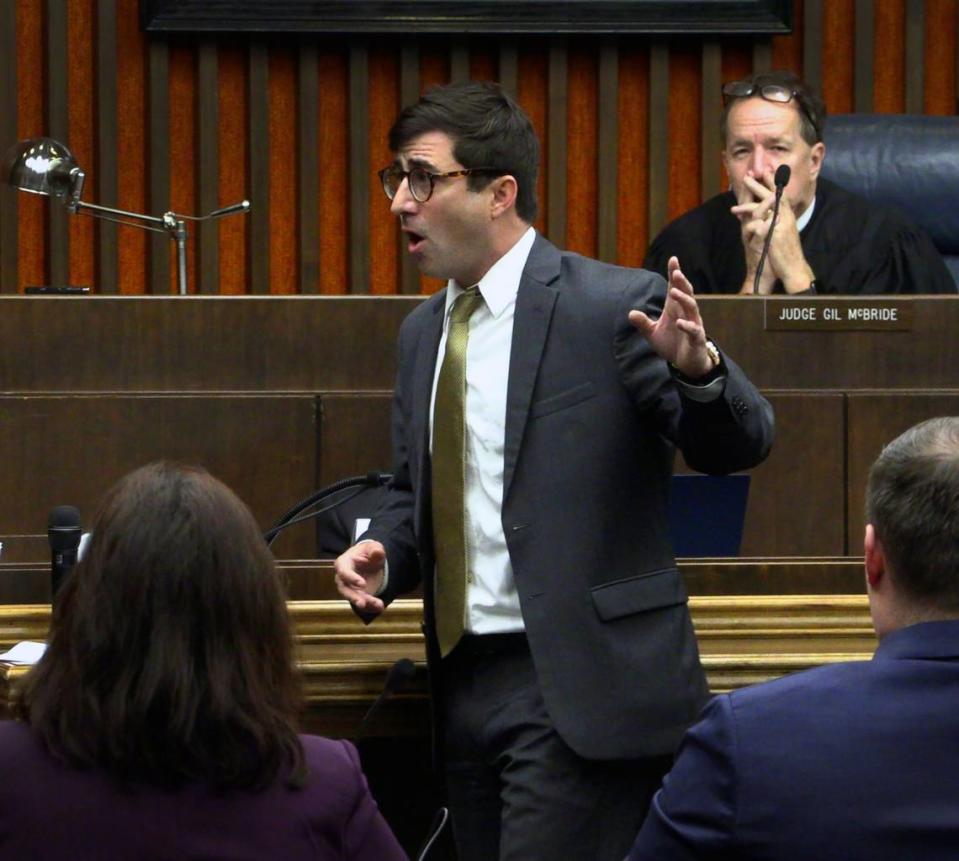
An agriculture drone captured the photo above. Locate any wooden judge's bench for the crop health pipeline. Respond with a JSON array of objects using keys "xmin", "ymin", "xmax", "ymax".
[{"xmin": 1, "ymin": 294, "xmax": 956, "ymax": 728}]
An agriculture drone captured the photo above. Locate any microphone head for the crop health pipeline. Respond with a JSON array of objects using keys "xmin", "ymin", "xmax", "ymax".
[
  {"xmin": 48, "ymin": 505, "xmax": 82, "ymax": 550},
  {"xmin": 774, "ymin": 164, "xmax": 791, "ymax": 189},
  {"xmin": 384, "ymin": 657, "xmax": 416, "ymax": 693}
]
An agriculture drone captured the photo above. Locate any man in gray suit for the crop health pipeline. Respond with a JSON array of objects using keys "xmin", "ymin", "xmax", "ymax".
[{"xmin": 334, "ymin": 81, "xmax": 774, "ymax": 861}]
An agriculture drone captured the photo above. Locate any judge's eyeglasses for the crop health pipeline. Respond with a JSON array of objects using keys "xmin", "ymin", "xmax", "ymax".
[{"xmin": 721, "ymin": 80, "xmax": 821, "ymax": 140}]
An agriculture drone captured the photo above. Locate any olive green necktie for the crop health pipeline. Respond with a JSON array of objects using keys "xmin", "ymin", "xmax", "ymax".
[{"xmin": 432, "ymin": 286, "xmax": 484, "ymax": 657}]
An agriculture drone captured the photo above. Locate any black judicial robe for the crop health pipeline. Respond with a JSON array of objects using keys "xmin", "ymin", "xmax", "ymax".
[{"xmin": 644, "ymin": 178, "xmax": 956, "ymax": 295}]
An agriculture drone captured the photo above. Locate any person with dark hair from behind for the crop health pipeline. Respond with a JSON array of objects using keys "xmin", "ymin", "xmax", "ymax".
[
  {"xmin": 644, "ymin": 70, "xmax": 955, "ymax": 295},
  {"xmin": 2, "ymin": 462, "xmax": 407, "ymax": 861},
  {"xmin": 627, "ymin": 415, "xmax": 959, "ymax": 860}
]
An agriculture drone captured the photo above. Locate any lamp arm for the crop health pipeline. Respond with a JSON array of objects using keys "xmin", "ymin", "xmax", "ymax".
[
  {"xmin": 72, "ymin": 199, "xmax": 168, "ymax": 227},
  {"xmin": 72, "ymin": 205, "xmax": 171, "ymax": 235}
]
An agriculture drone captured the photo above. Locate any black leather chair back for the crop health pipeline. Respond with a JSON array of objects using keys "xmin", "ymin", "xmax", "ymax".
[{"xmin": 821, "ymin": 113, "xmax": 959, "ymax": 285}]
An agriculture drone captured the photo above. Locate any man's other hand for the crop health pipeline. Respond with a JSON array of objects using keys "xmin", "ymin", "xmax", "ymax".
[{"xmin": 334, "ymin": 541, "xmax": 387, "ymax": 615}]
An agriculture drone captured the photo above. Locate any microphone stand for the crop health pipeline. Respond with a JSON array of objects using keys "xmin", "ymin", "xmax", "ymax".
[{"xmin": 751, "ymin": 165, "xmax": 791, "ymax": 294}]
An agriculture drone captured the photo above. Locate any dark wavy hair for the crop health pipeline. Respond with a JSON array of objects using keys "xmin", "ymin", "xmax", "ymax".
[
  {"xmin": 866, "ymin": 417, "xmax": 959, "ymax": 612},
  {"xmin": 13, "ymin": 462, "xmax": 305, "ymax": 791},
  {"xmin": 389, "ymin": 80, "xmax": 540, "ymax": 223}
]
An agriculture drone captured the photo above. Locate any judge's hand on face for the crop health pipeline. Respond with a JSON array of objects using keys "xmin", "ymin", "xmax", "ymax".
[
  {"xmin": 731, "ymin": 169, "xmax": 815, "ymax": 295},
  {"xmin": 628, "ymin": 257, "xmax": 716, "ymax": 380},
  {"xmin": 334, "ymin": 540, "xmax": 386, "ymax": 615}
]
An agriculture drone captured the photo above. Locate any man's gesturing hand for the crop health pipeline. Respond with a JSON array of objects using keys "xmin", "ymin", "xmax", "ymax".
[
  {"xmin": 629, "ymin": 256, "xmax": 715, "ymax": 380},
  {"xmin": 334, "ymin": 541, "xmax": 387, "ymax": 615}
]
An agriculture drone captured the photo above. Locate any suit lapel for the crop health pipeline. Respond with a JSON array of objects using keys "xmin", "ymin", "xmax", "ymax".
[
  {"xmin": 412, "ymin": 296, "xmax": 446, "ymax": 475},
  {"xmin": 503, "ymin": 236, "xmax": 561, "ymax": 498}
]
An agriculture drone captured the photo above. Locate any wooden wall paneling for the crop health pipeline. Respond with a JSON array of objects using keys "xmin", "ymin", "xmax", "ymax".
[
  {"xmin": 468, "ymin": 41, "xmax": 497, "ymax": 82},
  {"xmin": 771, "ymin": 0, "xmax": 804, "ymax": 72},
  {"xmin": 17, "ymin": 5, "xmax": 46, "ymax": 293},
  {"xmin": 398, "ymin": 43, "xmax": 420, "ymax": 296},
  {"xmin": 647, "ymin": 43, "xmax": 669, "ymax": 238},
  {"xmin": 116, "ymin": 0, "xmax": 147, "ymax": 293},
  {"xmin": 691, "ymin": 298, "xmax": 959, "ymax": 392},
  {"xmin": 367, "ymin": 44, "xmax": 399, "ymax": 296},
  {"xmin": 317, "ymin": 394, "xmax": 394, "ymax": 486},
  {"xmin": 924, "ymin": 0, "xmax": 957, "ymax": 114},
  {"xmin": 348, "ymin": 43, "xmax": 369, "ymax": 294},
  {"xmin": 821, "ymin": 0, "xmax": 854, "ymax": 113},
  {"xmin": 0, "ymin": 0, "xmax": 17, "ymax": 294},
  {"xmin": 904, "ymin": 0, "xmax": 925, "ymax": 113},
  {"xmin": 46, "ymin": 0, "xmax": 69, "ymax": 288},
  {"xmin": 0, "ymin": 394, "xmax": 319, "ymax": 559},
  {"xmin": 566, "ymin": 41, "xmax": 597, "ymax": 258},
  {"xmin": 803, "ymin": 0, "xmax": 823, "ymax": 95},
  {"xmin": 248, "ymin": 41, "xmax": 270, "ymax": 293},
  {"xmin": 499, "ymin": 42, "xmax": 519, "ymax": 97},
  {"xmin": 597, "ymin": 40, "xmax": 618, "ymax": 264},
  {"xmin": 66, "ymin": 0, "xmax": 95, "ymax": 292},
  {"xmin": 677, "ymin": 393, "xmax": 847, "ymax": 557},
  {"xmin": 615, "ymin": 39, "xmax": 649, "ymax": 269},
  {"xmin": 516, "ymin": 43, "xmax": 548, "ymax": 238},
  {"xmin": 752, "ymin": 37, "xmax": 772, "ymax": 72},
  {"xmin": 268, "ymin": 45, "xmax": 297, "ymax": 295},
  {"xmin": 217, "ymin": 41, "xmax": 248, "ymax": 294},
  {"xmin": 666, "ymin": 42, "xmax": 701, "ymax": 222},
  {"xmin": 873, "ymin": 0, "xmax": 906, "ymax": 112},
  {"xmin": 96, "ymin": 0, "xmax": 119, "ymax": 294},
  {"xmin": 0, "ymin": 297, "xmax": 416, "ymax": 394},
  {"xmin": 168, "ymin": 41, "xmax": 196, "ymax": 295},
  {"xmin": 700, "ymin": 41, "xmax": 722, "ymax": 201},
  {"xmin": 317, "ymin": 46, "xmax": 347, "ymax": 296},
  {"xmin": 744, "ymin": 393, "xmax": 846, "ymax": 555},
  {"xmin": 298, "ymin": 41, "xmax": 320, "ymax": 294},
  {"xmin": 846, "ymin": 394, "xmax": 959, "ymax": 554},
  {"xmin": 853, "ymin": 0, "xmax": 874, "ymax": 112},
  {"xmin": 449, "ymin": 39, "xmax": 469, "ymax": 83},
  {"xmin": 197, "ymin": 40, "xmax": 220, "ymax": 294},
  {"xmin": 547, "ymin": 37, "xmax": 568, "ymax": 248},
  {"xmin": 147, "ymin": 38, "xmax": 171, "ymax": 294}
]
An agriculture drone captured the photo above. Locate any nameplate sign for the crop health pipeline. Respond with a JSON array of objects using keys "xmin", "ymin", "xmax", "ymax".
[{"xmin": 764, "ymin": 299, "xmax": 913, "ymax": 331}]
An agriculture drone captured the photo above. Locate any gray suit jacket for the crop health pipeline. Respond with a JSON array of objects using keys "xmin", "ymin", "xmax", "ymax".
[{"xmin": 364, "ymin": 235, "xmax": 774, "ymax": 760}]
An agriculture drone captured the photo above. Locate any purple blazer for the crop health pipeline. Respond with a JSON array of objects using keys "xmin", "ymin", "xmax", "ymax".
[{"xmin": 0, "ymin": 721, "xmax": 407, "ymax": 860}]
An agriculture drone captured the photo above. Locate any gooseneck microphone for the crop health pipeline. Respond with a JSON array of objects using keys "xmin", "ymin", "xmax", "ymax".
[
  {"xmin": 751, "ymin": 164, "xmax": 791, "ymax": 294},
  {"xmin": 355, "ymin": 657, "xmax": 417, "ymax": 739},
  {"xmin": 263, "ymin": 472, "xmax": 392, "ymax": 546},
  {"xmin": 48, "ymin": 505, "xmax": 82, "ymax": 604}
]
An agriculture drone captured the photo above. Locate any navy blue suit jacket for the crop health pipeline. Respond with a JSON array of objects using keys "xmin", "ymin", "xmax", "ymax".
[{"xmin": 628, "ymin": 619, "xmax": 959, "ymax": 860}]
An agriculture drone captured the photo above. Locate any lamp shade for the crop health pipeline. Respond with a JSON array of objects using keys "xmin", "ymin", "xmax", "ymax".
[{"xmin": 4, "ymin": 137, "xmax": 80, "ymax": 199}]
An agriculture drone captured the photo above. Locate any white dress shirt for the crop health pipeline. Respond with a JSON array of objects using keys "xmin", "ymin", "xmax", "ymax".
[{"xmin": 430, "ymin": 227, "xmax": 536, "ymax": 634}]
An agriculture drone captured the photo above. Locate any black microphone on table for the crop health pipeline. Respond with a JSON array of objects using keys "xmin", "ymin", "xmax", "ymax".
[
  {"xmin": 751, "ymin": 163, "xmax": 791, "ymax": 294},
  {"xmin": 355, "ymin": 657, "xmax": 416, "ymax": 740},
  {"xmin": 353, "ymin": 659, "xmax": 450, "ymax": 859},
  {"xmin": 48, "ymin": 505, "xmax": 82, "ymax": 604}
]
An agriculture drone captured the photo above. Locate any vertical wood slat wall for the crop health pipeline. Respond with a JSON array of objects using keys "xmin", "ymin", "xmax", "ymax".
[{"xmin": 1, "ymin": 0, "xmax": 956, "ymax": 296}]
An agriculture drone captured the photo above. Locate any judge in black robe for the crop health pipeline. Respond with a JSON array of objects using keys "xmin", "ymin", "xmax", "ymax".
[{"xmin": 644, "ymin": 177, "xmax": 954, "ymax": 295}]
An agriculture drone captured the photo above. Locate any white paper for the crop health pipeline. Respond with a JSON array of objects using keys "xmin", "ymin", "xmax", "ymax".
[{"xmin": 0, "ymin": 641, "xmax": 47, "ymax": 665}]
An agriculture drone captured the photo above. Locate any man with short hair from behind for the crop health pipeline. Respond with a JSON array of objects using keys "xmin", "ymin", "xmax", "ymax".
[
  {"xmin": 644, "ymin": 70, "xmax": 955, "ymax": 295},
  {"xmin": 627, "ymin": 415, "xmax": 959, "ymax": 860}
]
